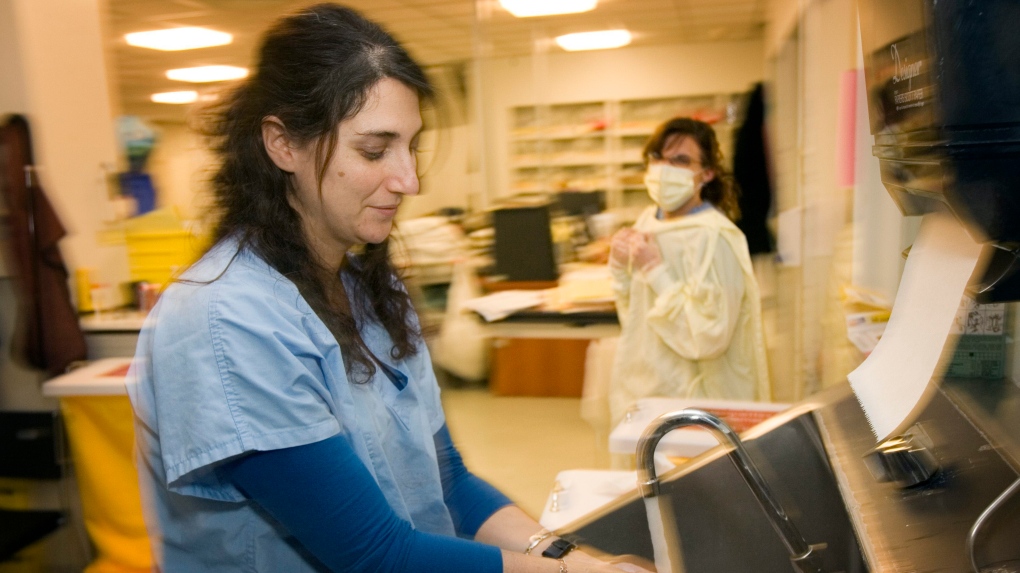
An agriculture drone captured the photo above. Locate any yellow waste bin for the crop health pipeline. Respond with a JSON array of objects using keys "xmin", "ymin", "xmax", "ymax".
[{"xmin": 42, "ymin": 359, "xmax": 152, "ymax": 573}]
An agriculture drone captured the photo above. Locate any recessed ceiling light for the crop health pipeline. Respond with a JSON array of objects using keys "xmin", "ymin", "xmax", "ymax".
[
  {"xmin": 499, "ymin": 0, "xmax": 597, "ymax": 18},
  {"xmin": 166, "ymin": 65, "xmax": 249, "ymax": 83},
  {"xmin": 125, "ymin": 27, "xmax": 232, "ymax": 51},
  {"xmin": 151, "ymin": 91, "xmax": 198, "ymax": 104},
  {"xmin": 555, "ymin": 29, "xmax": 632, "ymax": 51}
]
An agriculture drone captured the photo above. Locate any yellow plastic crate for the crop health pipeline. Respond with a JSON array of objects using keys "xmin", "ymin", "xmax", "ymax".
[{"xmin": 125, "ymin": 229, "xmax": 206, "ymax": 287}]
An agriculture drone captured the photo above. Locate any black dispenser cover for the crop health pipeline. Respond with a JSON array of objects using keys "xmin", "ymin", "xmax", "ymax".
[{"xmin": 859, "ymin": 0, "xmax": 1020, "ymax": 300}]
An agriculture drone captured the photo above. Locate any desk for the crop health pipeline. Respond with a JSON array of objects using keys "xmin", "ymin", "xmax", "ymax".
[
  {"xmin": 482, "ymin": 309, "xmax": 621, "ymax": 340},
  {"xmin": 42, "ymin": 358, "xmax": 152, "ymax": 573},
  {"xmin": 482, "ymin": 309, "xmax": 620, "ymax": 397}
]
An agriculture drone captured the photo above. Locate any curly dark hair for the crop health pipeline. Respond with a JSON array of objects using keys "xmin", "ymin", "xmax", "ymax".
[
  {"xmin": 642, "ymin": 117, "xmax": 741, "ymax": 221},
  {"xmin": 200, "ymin": 3, "xmax": 434, "ymax": 382}
]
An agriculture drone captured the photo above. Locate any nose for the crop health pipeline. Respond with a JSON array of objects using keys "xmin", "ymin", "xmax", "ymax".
[{"xmin": 389, "ymin": 151, "xmax": 420, "ymax": 196}]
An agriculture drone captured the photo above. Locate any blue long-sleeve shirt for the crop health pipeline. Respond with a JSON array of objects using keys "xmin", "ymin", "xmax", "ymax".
[{"xmin": 221, "ymin": 424, "xmax": 511, "ymax": 572}]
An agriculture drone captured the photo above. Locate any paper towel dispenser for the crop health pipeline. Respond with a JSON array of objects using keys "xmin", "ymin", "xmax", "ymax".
[{"xmin": 858, "ymin": 0, "xmax": 1020, "ymax": 301}]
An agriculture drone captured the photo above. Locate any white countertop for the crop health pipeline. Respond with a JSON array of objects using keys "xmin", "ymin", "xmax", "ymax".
[
  {"xmin": 538, "ymin": 457, "xmax": 676, "ymax": 532},
  {"xmin": 42, "ymin": 357, "xmax": 134, "ymax": 397},
  {"xmin": 539, "ymin": 470, "xmax": 639, "ymax": 531}
]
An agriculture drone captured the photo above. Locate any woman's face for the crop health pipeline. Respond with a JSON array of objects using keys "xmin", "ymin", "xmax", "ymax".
[
  {"xmin": 657, "ymin": 133, "xmax": 714, "ymax": 185},
  {"xmin": 287, "ymin": 78, "xmax": 422, "ymax": 268}
]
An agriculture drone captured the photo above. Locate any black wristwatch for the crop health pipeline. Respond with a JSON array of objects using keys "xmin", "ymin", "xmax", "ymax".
[{"xmin": 542, "ymin": 537, "xmax": 577, "ymax": 559}]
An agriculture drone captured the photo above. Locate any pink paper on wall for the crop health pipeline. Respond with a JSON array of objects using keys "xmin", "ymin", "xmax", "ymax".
[{"xmin": 836, "ymin": 69, "xmax": 857, "ymax": 188}]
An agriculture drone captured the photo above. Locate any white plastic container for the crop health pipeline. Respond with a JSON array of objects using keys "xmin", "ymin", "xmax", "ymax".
[{"xmin": 609, "ymin": 397, "xmax": 790, "ymax": 459}]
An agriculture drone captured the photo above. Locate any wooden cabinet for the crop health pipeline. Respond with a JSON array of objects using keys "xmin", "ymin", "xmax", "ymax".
[
  {"xmin": 488, "ymin": 337, "xmax": 591, "ymax": 397},
  {"xmin": 480, "ymin": 279, "xmax": 602, "ymax": 397}
]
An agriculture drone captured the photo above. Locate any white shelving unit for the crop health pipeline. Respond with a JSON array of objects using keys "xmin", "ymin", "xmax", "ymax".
[{"xmin": 508, "ymin": 94, "xmax": 743, "ymax": 210}]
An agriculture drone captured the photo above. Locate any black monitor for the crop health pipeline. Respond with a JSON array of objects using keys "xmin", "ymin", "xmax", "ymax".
[{"xmin": 491, "ymin": 205, "xmax": 558, "ymax": 282}]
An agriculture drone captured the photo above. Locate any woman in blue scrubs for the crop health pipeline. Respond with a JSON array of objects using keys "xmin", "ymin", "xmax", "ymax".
[{"xmin": 126, "ymin": 4, "xmax": 653, "ymax": 573}]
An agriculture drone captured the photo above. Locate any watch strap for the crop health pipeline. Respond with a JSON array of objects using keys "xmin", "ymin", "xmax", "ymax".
[{"xmin": 541, "ymin": 537, "xmax": 577, "ymax": 559}]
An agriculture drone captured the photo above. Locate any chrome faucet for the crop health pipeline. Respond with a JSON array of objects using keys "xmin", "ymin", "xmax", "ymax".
[{"xmin": 636, "ymin": 408, "xmax": 827, "ymax": 573}]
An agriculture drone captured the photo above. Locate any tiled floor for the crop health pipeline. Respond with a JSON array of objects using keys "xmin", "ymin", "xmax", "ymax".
[{"xmin": 441, "ymin": 384, "xmax": 606, "ymax": 519}]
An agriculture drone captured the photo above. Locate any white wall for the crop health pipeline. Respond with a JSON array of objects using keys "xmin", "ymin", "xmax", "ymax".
[
  {"xmin": 147, "ymin": 121, "xmax": 216, "ymax": 222},
  {"xmin": 0, "ymin": 0, "xmax": 28, "ymax": 279},
  {"xmin": 766, "ymin": 0, "xmax": 802, "ymax": 59},
  {"xmin": 0, "ymin": 0, "xmax": 28, "ymax": 118},
  {"xmin": 1, "ymin": 0, "xmax": 127, "ymax": 292},
  {"xmin": 850, "ymin": 43, "xmax": 918, "ymax": 302},
  {"xmin": 477, "ymin": 40, "xmax": 766, "ymax": 203},
  {"xmin": 0, "ymin": 0, "xmax": 122, "ymax": 408},
  {"xmin": 765, "ymin": 0, "xmax": 861, "ymax": 399}
]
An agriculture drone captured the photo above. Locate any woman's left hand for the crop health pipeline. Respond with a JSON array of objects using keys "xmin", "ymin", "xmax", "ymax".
[{"xmin": 628, "ymin": 233, "xmax": 662, "ymax": 272}]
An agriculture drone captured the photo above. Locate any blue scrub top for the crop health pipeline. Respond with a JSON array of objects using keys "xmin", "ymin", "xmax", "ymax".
[{"xmin": 127, "ymin": 238, "xmax": 455, "ymax": 572}]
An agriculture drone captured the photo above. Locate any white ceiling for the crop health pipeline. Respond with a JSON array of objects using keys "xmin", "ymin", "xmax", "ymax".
[{"xmin": 106, "ymin": 0, "xmax": 766, "ymax": 122}]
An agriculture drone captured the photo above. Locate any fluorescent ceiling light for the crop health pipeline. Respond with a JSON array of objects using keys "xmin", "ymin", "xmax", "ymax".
[
  {"xmin": 499, "ymin": 0, "xmax": 597, "ymax": 17},
  {"xmin": 166, "ymin": 65, "xmax": 249, "ymax": 83},
  {"xmin": 151, "ymin": 91, "xmax": 198, "ymax": 104},
  {"xmin": 125, "ymin": 27, "xmax": 232, "ymax": 51},
  {"xmin": 555, "ymin": 29, "xmax": 632, "ymax": 51}
]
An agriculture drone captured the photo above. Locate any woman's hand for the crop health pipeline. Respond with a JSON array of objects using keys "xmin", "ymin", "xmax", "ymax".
[
  {"xmin": 609, "ymin": 228, "xmax": 637, "ymax": 268},
  {"xmin": 628, "ymin": 233, "xmax": 662, "ymax": 272}
]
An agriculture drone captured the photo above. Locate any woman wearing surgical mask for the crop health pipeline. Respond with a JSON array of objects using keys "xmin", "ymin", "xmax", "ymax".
[{"xmin": 607, "ymin": 117, "xmax": 772, "ymax": 426}]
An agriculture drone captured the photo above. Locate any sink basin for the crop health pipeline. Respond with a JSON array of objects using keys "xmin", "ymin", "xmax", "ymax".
[{"xmin": 562, "ymin": 408, "xmax": 868, "ymax": 573}]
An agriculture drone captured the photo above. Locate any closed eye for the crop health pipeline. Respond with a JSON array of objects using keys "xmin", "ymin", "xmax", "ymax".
[{"xmin": 360, "ymin": 149, "xmax": 385, "ymax": 161}]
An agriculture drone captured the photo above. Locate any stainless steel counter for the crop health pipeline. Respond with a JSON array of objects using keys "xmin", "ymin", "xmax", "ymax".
[{"xmin": 816, "ymin": 383, "xmax": 1020, "ymax": 572}]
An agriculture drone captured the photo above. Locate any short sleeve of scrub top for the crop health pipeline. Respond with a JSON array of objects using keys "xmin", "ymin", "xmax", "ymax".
[{"xmin": 141, "ymin": 244, "xmax": 348, "ymax": 501}]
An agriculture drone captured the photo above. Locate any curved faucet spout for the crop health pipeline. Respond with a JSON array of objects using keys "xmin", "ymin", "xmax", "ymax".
[{"xmin": 636, "ymin": 408, "xmax": 826, "ymax": 573}]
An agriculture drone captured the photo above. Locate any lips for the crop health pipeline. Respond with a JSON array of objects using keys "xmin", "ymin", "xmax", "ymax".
[{"xmin": 372, "ymin": 204, "xmax": 400, "ymax": 216}]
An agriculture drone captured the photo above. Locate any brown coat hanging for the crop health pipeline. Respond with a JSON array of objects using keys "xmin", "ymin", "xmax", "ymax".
[{"xmin": 0, "ymin": 114, "xmax": 87, "ymax": 376}]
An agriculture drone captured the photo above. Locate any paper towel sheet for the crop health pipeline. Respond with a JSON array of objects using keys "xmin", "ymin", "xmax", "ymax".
[{"xmin": 848, "ymin": 212, "xmax": 984, "ymax": 441}]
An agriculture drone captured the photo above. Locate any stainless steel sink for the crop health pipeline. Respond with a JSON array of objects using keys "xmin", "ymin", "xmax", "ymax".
[
  {"xmin": 560, "ymin": 380, "xmax": 1020, "ymax": 573},
  {"xmin": 562, "ymin": 404, "xmax": 868, "ymax": 573}
]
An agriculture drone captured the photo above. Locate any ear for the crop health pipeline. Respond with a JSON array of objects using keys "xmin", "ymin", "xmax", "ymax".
[
  {"xmin": 262, "ymin": 116, "xmax": 301, "ymax": 172},
  {"xmin": 701, "ymin": 169, "xmax": 716, "ymax": 185}
]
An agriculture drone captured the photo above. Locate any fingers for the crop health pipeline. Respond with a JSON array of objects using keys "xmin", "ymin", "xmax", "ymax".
[
  {"xmin": 630, "ymin": 236, "xmax": 661, "ymax": 271},
  {"xmin": 610, "ymin": 230, "xmax": 634, "ymax": 266},
  {"xmin": 610, "ymin": 228, "xmax": 659, "ymax": 271},
  {"xmin": 614, "ymin": 227, "xmax": 636, "ymax": 239}
]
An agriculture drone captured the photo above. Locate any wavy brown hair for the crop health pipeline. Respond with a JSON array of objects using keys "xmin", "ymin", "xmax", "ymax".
[
  {"xmin": 642, "ymin": 117, "xmax": 741, "ymax": 221},
  {"xmin": 201, "ymin": 3, "xmax": 434, "ymax": 382}
]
